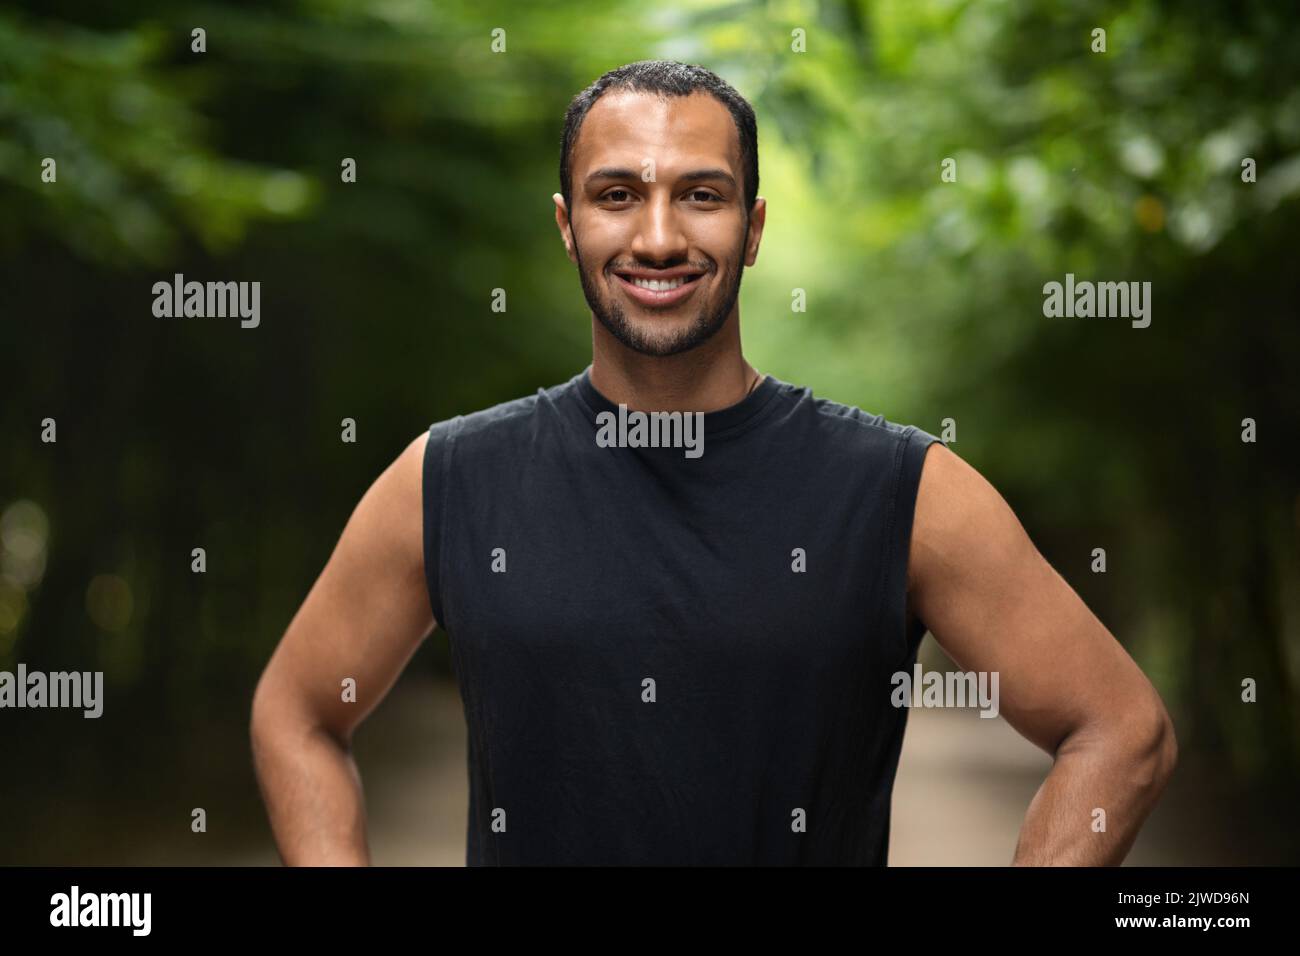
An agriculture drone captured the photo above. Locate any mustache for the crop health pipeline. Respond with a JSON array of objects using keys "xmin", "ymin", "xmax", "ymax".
[{"xmin": 606, "ymin": 261, "xmax": 712, "ymax": 273}]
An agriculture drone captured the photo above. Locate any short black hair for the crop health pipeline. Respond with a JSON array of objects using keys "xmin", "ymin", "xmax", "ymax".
[{"xmin": 559, "ymin": 60, "xmax": 759, "ymax": 218}]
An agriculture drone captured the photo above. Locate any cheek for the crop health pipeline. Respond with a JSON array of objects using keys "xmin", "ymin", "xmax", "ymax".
[
  {"xmin": 689, "ymin": 221, "xmax": 744, "ymax": 264},
  {"xmin": 577, "ymin": 218, "xmax": 630, "ymax": 259}
]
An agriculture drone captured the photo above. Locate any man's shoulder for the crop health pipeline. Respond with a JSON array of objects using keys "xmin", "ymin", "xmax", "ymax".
[
  {"xmin": 423, "ymin": 374, "xmax": 582, "ymax": 452},
  {"xmin": 781, "ymin": 380, "xmax": 939, "ymax": 453}
]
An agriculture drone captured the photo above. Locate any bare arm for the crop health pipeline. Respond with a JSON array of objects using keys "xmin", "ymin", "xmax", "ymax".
[
  {"xmin": 250, "ymin": 431, "xmax": 435, "ymax": 865},
  {"xmin": 907, "ymin": 443, "xmax": 1177, "ymax": 865}
]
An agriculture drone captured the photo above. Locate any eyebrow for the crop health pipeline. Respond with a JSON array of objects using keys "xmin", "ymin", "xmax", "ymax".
[{"xmin": 584, "ymin": 167, "xmax": 738, "ymax": 189}]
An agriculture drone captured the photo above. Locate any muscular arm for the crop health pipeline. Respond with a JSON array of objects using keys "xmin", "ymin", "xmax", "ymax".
[
  {"xmin": 250, "ymin": 431, "xmax": 434, "ymax": 866},
  {"xmin": 906, "ymin": 443, "xmax": 1177, "ymax": 865}
]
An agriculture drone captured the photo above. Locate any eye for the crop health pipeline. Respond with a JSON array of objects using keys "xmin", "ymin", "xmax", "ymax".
[
  {"xmin": 601, "ymin": 188, "xmax": 635, "ymax": 203},
  {"xmin": 687, "ymin": 189, "xmax": 723, "ymax": 202}
]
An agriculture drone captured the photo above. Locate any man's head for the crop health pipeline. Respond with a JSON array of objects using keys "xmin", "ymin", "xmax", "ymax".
[{"xmin": 554, "ymin": 61, "xmax": 765, "ymax": 357}]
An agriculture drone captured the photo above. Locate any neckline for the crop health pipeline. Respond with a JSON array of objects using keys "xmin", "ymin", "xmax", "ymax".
[{"xmin": 573, "ymin": 364, "xmax": 784, "ymax": 441}]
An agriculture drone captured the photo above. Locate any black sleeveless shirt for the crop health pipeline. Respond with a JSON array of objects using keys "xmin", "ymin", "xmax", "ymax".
[{"xmin": 422, "ymin": 367, "xmax": 940, "ymax": 865}]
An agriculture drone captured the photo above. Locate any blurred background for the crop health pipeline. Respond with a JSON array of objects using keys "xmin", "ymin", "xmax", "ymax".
[{"xmin": 1, "ymin": 0, "xmax": 1297, "ymax": 865}]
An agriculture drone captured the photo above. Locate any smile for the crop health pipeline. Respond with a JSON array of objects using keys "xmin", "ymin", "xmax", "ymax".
[{"xmin": 613, "ymin": 270, "xmax": 705, "ymax": 307}]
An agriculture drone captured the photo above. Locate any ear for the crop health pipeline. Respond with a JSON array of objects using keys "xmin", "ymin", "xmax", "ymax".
[
  {"xmin": 743, "ymin": 196, "xmax": 766, "ymax": 267},
  {"xmin": 553, "ymin": 193, "xmax": 577, "ymax": 264}
]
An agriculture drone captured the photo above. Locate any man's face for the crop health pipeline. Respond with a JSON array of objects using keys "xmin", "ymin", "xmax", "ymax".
[{"xmin": 555, "ymin": 90, "xmax": 765, "ymax": 357}]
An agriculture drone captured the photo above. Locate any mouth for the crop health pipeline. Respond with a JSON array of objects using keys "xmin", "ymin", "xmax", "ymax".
[{"xmin": 612, "ymin": 268, "xmax": 706, "ymax": 308}]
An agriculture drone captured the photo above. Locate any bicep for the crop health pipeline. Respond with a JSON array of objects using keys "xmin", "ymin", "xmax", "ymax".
[
  {"xmin": 254, "ymin": 431, "xmax": 436, "ymax": 744},
  {"xmin": 907, "ymin": 444, "xmax": 1160, "ymax": 756}
]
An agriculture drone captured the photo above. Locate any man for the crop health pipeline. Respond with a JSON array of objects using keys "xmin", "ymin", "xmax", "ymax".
[{"xmin": 250, "ymin": 60, "xmax": 1176, "ymax": 866}]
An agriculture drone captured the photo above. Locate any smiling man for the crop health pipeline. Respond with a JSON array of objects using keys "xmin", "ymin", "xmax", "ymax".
[{"xmin": 250, "ymin": 60, "xmax": 1177, "ymax": 866}]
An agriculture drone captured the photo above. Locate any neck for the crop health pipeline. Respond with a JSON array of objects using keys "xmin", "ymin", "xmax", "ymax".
[{"xmin": 589, "ymin": 312, "xmax": 757, "ymax": 413}]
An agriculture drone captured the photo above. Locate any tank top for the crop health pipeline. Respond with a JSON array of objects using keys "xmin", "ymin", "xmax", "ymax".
[{"xmin": 422, "ymin": 366, "xmax": 941, "ymax": 865}]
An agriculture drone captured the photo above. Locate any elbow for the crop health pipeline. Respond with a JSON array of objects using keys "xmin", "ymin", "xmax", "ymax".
[
  {"xmin": 249, "ymin": 674, "xmax": 277, "ymax": 756},
  {"xmin": 1155, "ymin": 707, "xmax": 1178, "ymax": 786},
  {"xmin": 1056, "ymin": 693, "xmax": 1178, "ymax": 798},
  {"xmin": 249, "ymin": 668, "xmax": 297, "ymax": 756},
  {"xmin": 249, "ymin": 670, "xmax": 351, "ymax": 756},
  {"xmin": 1130, "ymin": 697, "xmax": 1178, "ymax": 795}
]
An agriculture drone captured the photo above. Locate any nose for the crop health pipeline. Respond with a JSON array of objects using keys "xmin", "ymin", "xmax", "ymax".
[{"xmin": 629, "ymin": 189, "xmax": 688, "ymax": 264}]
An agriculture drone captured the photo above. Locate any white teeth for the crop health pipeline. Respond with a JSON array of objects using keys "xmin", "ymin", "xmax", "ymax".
[{"xmin": 629, "ymin": 276, "xmax": 686, "ymax": 291}]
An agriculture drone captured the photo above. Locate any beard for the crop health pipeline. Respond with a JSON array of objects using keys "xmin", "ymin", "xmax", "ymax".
[{"xmin": 573, "ymin": 222, "xmax": 748, "ymax": 358}]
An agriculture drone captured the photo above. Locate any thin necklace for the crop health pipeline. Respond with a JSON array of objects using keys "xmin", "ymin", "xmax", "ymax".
[{"xmin": 745, "ymin": 368, "xmax": 763, "ymax": 397}]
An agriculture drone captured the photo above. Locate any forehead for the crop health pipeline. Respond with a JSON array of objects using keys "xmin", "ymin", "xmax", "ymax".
[{"xmin": 572, "ymin": 89, "xmax": 741, "ymax": 180}]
